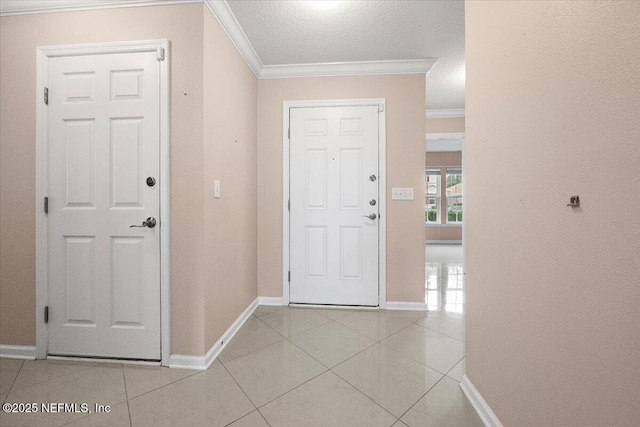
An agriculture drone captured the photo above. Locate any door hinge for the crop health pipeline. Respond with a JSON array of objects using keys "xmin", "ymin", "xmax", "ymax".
[
  {"xmin": 156, "ymin": 47, "xmax": 165, "ymax": 61},
  {"xmin": 287, "ymin": 128, "xmax": 290, "ymax": 140},
  {"xmin": 44, "ymin": 196, "xmax": 49, "ymax": 214},
  {"xmin": 44, "ymin": 87, "xmax": 49, "ymax": 105},
  {"xmin": 288, "ymin": 271, "xmax": 290, "ymax": 282},
  {"xmin": 44, "ymin": 306, "xmax": 49, "ymax": 323}
]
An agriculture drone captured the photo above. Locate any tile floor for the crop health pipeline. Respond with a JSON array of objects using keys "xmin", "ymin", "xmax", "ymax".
[{"xmin": 0, "ymin": 244, "xmax": 480, "ymax": 427}]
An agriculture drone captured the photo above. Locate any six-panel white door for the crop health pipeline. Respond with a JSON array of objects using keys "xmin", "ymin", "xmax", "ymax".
[
  {"xmin": 47, "ymin": 51, "xmax": 161, "ymax": 360},
  {"xmin": 289, "ymin": 106, "xmax": 380, "ymax": 306}
]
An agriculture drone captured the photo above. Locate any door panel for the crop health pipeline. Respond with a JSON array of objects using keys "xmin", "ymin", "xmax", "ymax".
[
  {"xmin": 48, "ymin": 51, "xmax": 160, "ymax": 360},
  {"xmin": 290, "ymin": 105, "xmax": 379, "ymax": 306}
]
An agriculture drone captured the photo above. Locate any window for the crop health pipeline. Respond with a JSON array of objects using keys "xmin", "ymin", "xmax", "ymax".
[
  {"xmin": 446, "ymin": 168, "xmax": 463, "ymax": 223},
  {"xmin": 425, "ymin": 169, "xmax": 441, "ymax": 223}
]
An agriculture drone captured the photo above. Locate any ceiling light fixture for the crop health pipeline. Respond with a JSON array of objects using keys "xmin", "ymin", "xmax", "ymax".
[{"xmin": 309, "ymin": 1, "xmax": 341, "ymax": 10}]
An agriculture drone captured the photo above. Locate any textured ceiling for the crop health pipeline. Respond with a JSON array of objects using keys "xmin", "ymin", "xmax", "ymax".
[
  {"xmin": 0, "ymin": 0, "xmax": 465, "ymax": 110},
  {"xmin": 227, "ymin": 0, "xmax": 465, "ymax": 110}
]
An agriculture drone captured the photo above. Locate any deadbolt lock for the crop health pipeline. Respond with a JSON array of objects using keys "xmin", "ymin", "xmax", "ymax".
[
  {"xmin": 369, "ymin": 174, "xmax": 377, "ymax": 182},
  {"xmin": 146, "ymin": 177, "xmax": 156, "ymax": 187},
  {"xmin": 369, "ymin": 199, "xmax": 377, "ymax": 206}
]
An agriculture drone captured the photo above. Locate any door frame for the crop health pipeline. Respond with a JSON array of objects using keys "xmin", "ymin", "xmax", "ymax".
[
  {"xmin": 35, "ymin": 39, "xmax": 171, "ymax": 365},
  {"xmin": 282, "ymin": 99, "xmax": 387, "ymax": 308}
]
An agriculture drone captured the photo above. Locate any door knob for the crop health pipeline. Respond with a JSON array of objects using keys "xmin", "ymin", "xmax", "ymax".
[
  {"xmin": 362, "ymin": 213, "xmax": 377, "ymax": 220},
  {"xmin": 130, "ymin": 217, "xmax": 156, "ymax": 228}
]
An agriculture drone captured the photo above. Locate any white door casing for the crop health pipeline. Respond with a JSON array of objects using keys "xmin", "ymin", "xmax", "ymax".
[
  {"xmin": 288, "ymin": 102, "xmax": 385, "ymax": 306},
  {"xmin": 35, "ymin": 40, "xmax": 170, "ymax": 363}
]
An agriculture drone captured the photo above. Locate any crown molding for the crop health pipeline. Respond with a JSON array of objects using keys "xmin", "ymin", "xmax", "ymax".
[
  {"xmin": 0, "ymin": 0, "xmax": 202, "ymax": 16},
  {"xmin": 203, "ymin": 0, "xmax": 262, "ymax": 77},
  {"xmin": 426, "ymin": 108, "xmax": 466, "ymax": 119},
  {"xmin": 2, "ymin": 0, "xmax": 438, "ymax": 80},
  {"xmin": 259, "ymin": 58, "xmax": 437, "ymax": 79},
  {"xmin": 425, "ymin": 132, "xmax": 465, "ymax": 152}
]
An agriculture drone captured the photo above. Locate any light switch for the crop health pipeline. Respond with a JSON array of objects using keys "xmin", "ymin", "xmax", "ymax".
[
  {"xmin": 391, "ymin": 187, "xmax": 414, "ymax": 200},
  {"xmin": 214, "ymin": 180, "xmax": 221, "ymax": 198}
]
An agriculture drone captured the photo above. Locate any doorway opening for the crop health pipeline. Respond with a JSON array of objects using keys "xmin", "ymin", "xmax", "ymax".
[{"xmin": 424, "ymin": 133, "xmax": 465, "ymax": 314}]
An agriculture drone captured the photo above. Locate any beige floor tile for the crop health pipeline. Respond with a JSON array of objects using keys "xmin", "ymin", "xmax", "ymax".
[
  {"xmin": 380, "ymin": 325, "xmax": 464, "ymax": 374},
  {"xmin": 123, "ymin": 365, "xmax": 199, "ymax": 399},
  {"xmin": 253, "ymin": 305, "xmax": 285, "ymax": 317},
  {"xmin": 11, "ymin": 359, "xmax": 96, "ymax": 392},
  {"xmin": 227, "ymin": 410, "xmax": 269, "ymax": 427},
  {"xmin": 1, "ymin": 364, "xmax": 127, "ymax": 427},
  {"xmin": 416, "ymin": 311, "xmax": 465, "ymax": 342},
  {"xmin": 336, "ymin": 311, "xmax": 413, "ymax": 341},
  {"xmin": 259, "ymin": 371, "xmax": 396, "ymax": 427},
  {"xmin": 381, "ymin": 310, "xmax": 430, "ymax": 322},
  {"xmin": 128, "ymin": 363, "xmax": 254, "ymax": 427},
  {"xmin": 259, "ymin": 307, "xmax": 331, "ymax": 338},
  {"xmin": 446, "ymin": 358, "xmax": 465, "ymax": 383},
  {"xmin": 219, "ymin": 317, "xmax": 284, "ymax": 363},
  {"xmin": 393, "ymin": 421, "xmax": 409, "ymax": 427},
  {"xmin": 224, "ymin": 340, "xmax": 326, "ymax": 407},
  {"xmin": 1, "ymin": 392, "xmax": 7, "ymax": 404},
  {"xmin": 63, "ymin": 401, "xmax": 131, "ymax": 427},
  {"xmin": 400, "ymin": 377, "xmax": 483, "ymax": 427},
  {"xmin": 290, "ymin": 322, "xmax": 376, "ymax": 368},
  {"xmin": 313, "ymin": 308, "xmax": 360, "ymax": 320},
  {"xmin": 333, "ymin": 344, "xmax": 443, "ymax": 417},
  {"xmin": 0, "ymin": 359, "xmax": 23, "ymax": 394}
]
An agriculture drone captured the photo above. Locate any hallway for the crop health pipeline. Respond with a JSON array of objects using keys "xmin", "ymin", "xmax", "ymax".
[{"xmin": 1, "ymin": 300, "xmax": 479, "ymax": 427}]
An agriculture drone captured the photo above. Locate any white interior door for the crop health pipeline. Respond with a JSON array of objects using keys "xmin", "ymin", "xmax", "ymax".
[
  {"xmin": 47, "ymin": 51, "xmax": 161, "ymax": 360},
  {"xmin": 289, "ymin": 105, "xmax": 380, "ymax": 306}
]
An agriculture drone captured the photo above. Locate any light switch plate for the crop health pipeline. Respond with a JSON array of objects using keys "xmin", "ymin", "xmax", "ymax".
[
  {"xmin": 214, "ymin": 180, "xmax": 220, "ymax": 198},
  {"xmin": 391, "ymin": 187, "xmax": 414, "ymax": 200}
]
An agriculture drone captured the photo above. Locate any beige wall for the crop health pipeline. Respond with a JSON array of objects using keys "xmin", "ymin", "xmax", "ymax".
[
  {"xmin": 425, "ymin": 152, "xmax": 462, "ymax": 241},
  {"xmin": 257, "ymin": 75, "xmax": 426, "ymax": 302},
  {"xmin": 425, "ymin": 151, "xmax": 462, "ymax": 168},
  {"xmin": 0, "ymin": 4, "xmax": 258, "ymax": 357},
  {"xmin": 466, "ymin": 1, "xmax": 640, "ymax": 426},
  {"xmin": 426, "ymin": 117, "xmax": 465, "ymax": 134},
  {"xmin": 202, "ymin": 11, "xmax": 258, "ymax": 350}
]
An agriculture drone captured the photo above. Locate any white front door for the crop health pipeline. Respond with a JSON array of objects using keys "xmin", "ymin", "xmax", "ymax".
[
  {"xmin": 289, "ymin": 105, "xmax": 380, "ymax": 306},
  {"xmin": 47, "ymin": 51, "xmax": 161, "ymax": 360}
]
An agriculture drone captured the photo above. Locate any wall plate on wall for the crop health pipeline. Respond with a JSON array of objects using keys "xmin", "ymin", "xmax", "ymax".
[{"xmin": 391, "ymin": 188, "xmax": 414, "ymax": 200}]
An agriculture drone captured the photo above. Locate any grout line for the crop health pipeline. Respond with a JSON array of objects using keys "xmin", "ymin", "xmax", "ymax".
[
  {"xmin": 6, "ymin": 359, "xmax": 24, "ymax": 395},
  {"xmin": 377, "ymin": 330, "xmax": 460, "ymax": 377},
  {"xmin": 121, "ymin": 365, "xmax": 134, "ymax": 427},
  {"xmin": 121, "ymin": 363, "xmax": 130, "ymax": 400},
  {"xmin": 217, "ymin": 317, "xmax": 287, "ymax": 364},
  {"xmin": 222, "ymin": 409, "xmax": 269, "ymax": 427},
  {"xmin": 125, "ymin": 369, "xmax": 206, "ymax": 403},
  {"xmin": 257, "ymin": 409, "xmax": 272, "ymax": 427},
  {"xmin": 331, "ymin": 370, "xmax": 398, "ymax": 425},
  {"xmin": 121, "ymin": 366, "xmax": 199, "ymax": 402},
  {"xmin": 396, "ymin": 375, "xmax": 448, "ymax": 421},
  {"xmin": 443, "ymin": 355, "xmax": 465, "ymax": 382},
  {"xmin": 220, "ymin": 359, "xmax": 258, "ymax": 413},
  {"xmin": 419, "ymin": 324, "xmax": 465, "ymax": 343},
  {"xmin": 253, "ymin": 369, "xmax": 328, "ymax": 411},
  {"xmin": 327, "ymin": 368, "xmax": 399, "ymax": 422}
]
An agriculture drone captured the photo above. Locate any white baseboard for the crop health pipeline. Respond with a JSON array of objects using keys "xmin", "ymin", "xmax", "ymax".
[
  {"xmin": 258, "ymin": 296, "xmax": 284, "ymax": 306},
  {"xmin": 461, "ymin": 375, "xmax": 503, "ymax": 427},
  {"xmin": 169, "ymin": 297, "xmax": 259, "ymax": 370},
  {"xmin": 385, "ymin": 301, "xmax": 429, "ymax": 311},
  {"xmin": 0, "ymin": 345, "xmax": 37, "ymax": 360},
  {"xmin": 426, "ymin": 240, "xmax": 463, "ymax": 245}
]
